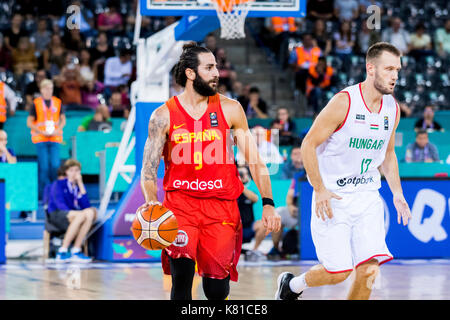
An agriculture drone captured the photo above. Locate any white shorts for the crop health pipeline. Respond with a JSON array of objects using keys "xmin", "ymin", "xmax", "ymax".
[{"xmin": 311, "ymin": 190, "xmax": 393, "ymax": 273}]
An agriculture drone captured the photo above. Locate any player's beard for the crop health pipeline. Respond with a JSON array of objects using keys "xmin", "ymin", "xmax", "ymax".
[
  {"xmin": 373, "ymin": 70, "xmax": 395, "ymax": 95},
  {"xmin": 193, "ymin": 72, "xmax": 218, "ymax": 97}
]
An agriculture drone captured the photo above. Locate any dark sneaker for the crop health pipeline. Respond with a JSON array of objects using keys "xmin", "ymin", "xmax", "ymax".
[
  {"xmin": 275, "ymin": 272, "xmax": 302, "ymax": 300},
  {"xmin": 267, "ymin": 247, "xmax": 281, "ymax": 261}
]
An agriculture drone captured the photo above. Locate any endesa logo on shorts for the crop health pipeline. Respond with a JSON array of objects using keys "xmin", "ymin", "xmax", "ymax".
[
  {"xmin": 173, "ymin": 179, "xmax": 223, "ymax": 191},
  {"xmin": 336, "ymin": 176, "xmax": 374, "ymax": 187}
]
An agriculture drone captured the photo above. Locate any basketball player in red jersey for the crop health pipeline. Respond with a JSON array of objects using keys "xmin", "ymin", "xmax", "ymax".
[{"xmin": 139, "ymin": 43, "xmax": 281, "ymax": 300}]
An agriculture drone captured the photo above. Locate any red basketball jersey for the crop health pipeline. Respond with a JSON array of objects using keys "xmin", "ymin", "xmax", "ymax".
[{"xmin": 162, "ymin": 94, "xmax": 244, "ymax": 200}]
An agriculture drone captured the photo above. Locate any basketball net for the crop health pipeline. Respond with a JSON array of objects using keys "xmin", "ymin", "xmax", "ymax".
[{"xmin": 210, "ymin": 0, "xmax": 253, "ymax": 39}]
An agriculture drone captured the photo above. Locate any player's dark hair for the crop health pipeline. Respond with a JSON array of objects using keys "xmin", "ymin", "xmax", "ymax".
[
  {"xmin": 174, "ymin": 42, "xmax": 211, "ymax": 87},
  {"xmin": 366, "ymin": 42, "xmax": 402, "ymax": 61}
]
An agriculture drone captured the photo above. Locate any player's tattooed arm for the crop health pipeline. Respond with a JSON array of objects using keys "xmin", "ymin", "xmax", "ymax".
[{"xmin": 140, "ymin": 105, "xmax": 169, "ymax": 202}]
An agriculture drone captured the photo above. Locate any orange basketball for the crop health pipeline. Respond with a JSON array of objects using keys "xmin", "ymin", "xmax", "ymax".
[{"xmin": 131, "ymin": 204, "xmax": 178, "ymax": 250}]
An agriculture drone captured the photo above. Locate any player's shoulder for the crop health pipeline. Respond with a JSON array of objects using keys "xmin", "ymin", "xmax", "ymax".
[
  {"xmin": 151, "ymin": 103, "xmax": 170, "ymax": 119},
  {"xmin": 218, "ymin": 94, "xmax": 242, "ymax": 111},
  {"xmin": 324, "ymin": 91, "xmax": 351, "ymax": 114},
  {"xmin": 149, "ymin": 103, "xmax": 170, "ymax": 130}
]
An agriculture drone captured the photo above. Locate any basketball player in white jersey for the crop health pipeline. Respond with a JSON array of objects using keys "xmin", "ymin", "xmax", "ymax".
[{"xmin": 275, "ymin": 42, "xmax": 412, "ymax": 300}]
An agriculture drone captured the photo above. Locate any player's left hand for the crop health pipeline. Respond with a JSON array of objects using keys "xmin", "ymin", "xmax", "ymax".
[
  {"xmin": 262, "ymin": 206, "xmax": 281, "ymax": 236},
  {"xmin": 393, "ymin": 193, "xmax": 412, "ymax": 226}
]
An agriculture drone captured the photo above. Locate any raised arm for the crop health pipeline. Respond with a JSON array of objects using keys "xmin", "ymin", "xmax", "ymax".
[{"xmin": 140, "ymin": 105, "xmax": 169, "ymax": 204}]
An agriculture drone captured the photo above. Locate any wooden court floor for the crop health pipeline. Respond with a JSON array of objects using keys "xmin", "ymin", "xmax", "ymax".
[{"xmin": 0, "ymin": 259, "xmax": 449, "ymax": 300}]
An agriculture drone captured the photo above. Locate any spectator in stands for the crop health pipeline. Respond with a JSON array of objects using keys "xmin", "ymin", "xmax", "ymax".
[
  {"xmin": 0, "ymin": 81, "xmax": 18, "ymax": 129},
  {"xmin": 270, "ymin": 107, "xmax": 300, "ymax": 146},
  {"xmin": 238, "ymin": 86, "xmax": 268, "ymax": 119},
  {"xmin": 104, "ymin": 48, "xmax": 133, "ymax": 97},
  {"xmin": 81, "ymin": 75, "xmax": 105, "ymax": 110},
  {"xmin": 281, "ymin": 145, "xmax": 305, "ymax": 180},
  {"xmin": 356, "ymin": 18, "xmax": 381, "ymax": 55},
  {"xmin": 408, "ymin": 22, "xmax": 434, "ymax": 62},
  {"xmin": 30, "ymin": 17, "xmax": 52, "ymax": 57},
  {"xmin": 333, "ymin": 20, "xmax": 355, "ymax": 72},
  {"xmin": 306, "ymin": 56, "xmax": 334, "ymax": 114},
  {"xmin": 0, "ymin": 130, "xmax": 17, "ymax": 163},
  {"xmin": 204, "ymin": 33, "xmax": 218, "ymax": 56},
  {"xmin": 25, "ymin": 69, "xmax": 48, "ymax": 110},
  {"xmin": 237, "ymin": 125, "xmax": 284, "ymax": 165},
  {"xmin": 109, "ymin": 91, "xmax": 130, "ymax": 119},
  {"xmin": 435, "ymin": 19, "xmax": 450, "ymax": 59},
  {"xmin": 0, "ymin": 33, "xmax": 13, "ymax": 72},
  {"xmin": 359, "ymin": 0, "xmax": 383, "ymax": 13},
  {"xmin": 43, "ymin": 34, "xmax": 67, "ymax": 77},
  {"xmin": 269, "ymin": 17, "xmax": 300, "ymax": 69},
  {"xmin": 289, "ymin": 33, "xmax": 322, "ymax": 94},
  {"xmin": 63, "ymin": 28, "xmax": 86, "ymax": 53},
  {"xmin": 414, "ymin": 105, "xmax": 443, "ymax": 132},
  {"xmin": 90, "ymin": 31, "xmax": 115, "ymax": 83},
  {"xmin": 97, "ymin": 1, "xmax": 124, "ymax": 35},
  {"xmin": 218, "ymin": 83, "xmax": 232, "ymax": 99},
  {"xmin": 216, "ymin": 48, "xmax": 237, "ymax": 91},
  {"xmin": 312, "ymin": 19, "xmax": 332, "ymax": 57},
  {"xmin": 54, "ymin": 58, "xmax": 84, "ymax": 110},
  {"xmin": 47, "ymin": 159, "xmax": 96, "ymax": 262},
  {"xmin": 27, "ymin": 79, "xmax": 66, "ymax": 198},
  {"xmin": 381, "ymin": 17, "xmax": 410, "ymax": 55},
  {"xmin": 230, "ymin": 80, "xmax": 243, "ymax": 100},
  {"xmin": 307, "ymin": 0, "xmax": 335, "ymax": 21},
  {"xmin": 405, "ymin": 129, "xmax": 440, "ymax": 163},
  {"xmin": 79, "ymin": 49, "xmax": 95, "ymax": 83},
  {"xmin": 334, "ymin": 0, "xmax": 359, "ymax": 22},
  {"xmin": 237, "ymin": 166, "xmax": 266, "ymax": 262},
  {"xmin": 12, "ymin": 36, "xmax": 38, "ymax": 76},
  {"xmin": 82, "ymin": 107, "xmax": 112, "ymax": 132},
  {"xmin": 3, "ymin": 13, "xmax": 29, "ymax": 51},
  {"xmin": 78, "ymin": 104, "xmax": 111, "ymax": 132}
]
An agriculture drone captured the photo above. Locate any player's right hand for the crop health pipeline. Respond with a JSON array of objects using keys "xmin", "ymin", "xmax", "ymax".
[
  {"xmin": 136, "ymin": 200, "xmax": 162, "ymax": 214},
  {"xmin": 314, "ymin": 188, "xmax": 342, "ymax": 221}
]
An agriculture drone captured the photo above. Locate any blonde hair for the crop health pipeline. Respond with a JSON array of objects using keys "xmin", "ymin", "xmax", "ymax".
[{"xmin": 39, "ymin": 79, "xmax": 53, "ymax": 90}]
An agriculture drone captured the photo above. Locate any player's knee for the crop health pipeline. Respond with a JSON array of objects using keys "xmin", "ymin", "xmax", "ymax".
[
  {"xmin": 356, "ymin": 259, "xmax": 379, "ymax": 280},
  {"xmin": 203, "ymin": 276, "xmax": 230, "ymax": 300},
  {"xmin": 329, "ymin": 270, "xmax": 352, "ymax": 284}
]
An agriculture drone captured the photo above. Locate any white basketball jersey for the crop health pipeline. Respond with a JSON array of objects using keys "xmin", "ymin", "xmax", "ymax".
[{"xmin": 315, "ymin": 83, "xmax": 398, "ymax": 193}]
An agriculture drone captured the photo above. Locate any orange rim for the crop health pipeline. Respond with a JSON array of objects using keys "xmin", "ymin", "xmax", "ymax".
[{"xmin": 214, "ymin": 0, "xmax": 252, "ymax": 12}]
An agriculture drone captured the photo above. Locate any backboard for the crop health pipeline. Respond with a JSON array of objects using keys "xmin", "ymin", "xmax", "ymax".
[{"xmin": 140, "ymin": 0, "xmax": 306, "ymax": 17}]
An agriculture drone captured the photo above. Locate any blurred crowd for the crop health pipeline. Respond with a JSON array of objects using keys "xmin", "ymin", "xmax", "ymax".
[
  {"xmin": 0, "ymin": 0, "xmax": 183, "ymax": 119},
  {"xmin": 255, "ymin": 0, "xmax": 450, "ymax": 116}
]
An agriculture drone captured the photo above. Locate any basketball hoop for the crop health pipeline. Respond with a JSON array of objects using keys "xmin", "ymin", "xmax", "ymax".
[{"xmin": 209, "ymin": 0, "xmax": 253, "ymax": 39}]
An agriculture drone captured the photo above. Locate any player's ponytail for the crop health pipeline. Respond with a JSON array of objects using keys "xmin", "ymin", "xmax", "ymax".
[{"xmin": 174, "ymin": 41, "xmax": 211, "ymax": 87}]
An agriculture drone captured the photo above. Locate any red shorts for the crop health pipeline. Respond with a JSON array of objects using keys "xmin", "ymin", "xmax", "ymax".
[{"xmin": 161, "ymin": 190, "xmax": 242, "ymax": 282}]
